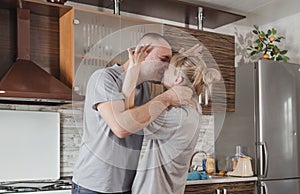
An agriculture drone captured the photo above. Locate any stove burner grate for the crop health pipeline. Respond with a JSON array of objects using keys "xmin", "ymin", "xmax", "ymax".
[{"xmin": 0, "ymin": 180, "xmax": 72, "ymax": 193}]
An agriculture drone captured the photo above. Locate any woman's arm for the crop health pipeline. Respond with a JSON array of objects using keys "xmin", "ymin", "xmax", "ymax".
[{"xmin": 122, "ymin": 44, "xmax": 152, "ymax": 109}]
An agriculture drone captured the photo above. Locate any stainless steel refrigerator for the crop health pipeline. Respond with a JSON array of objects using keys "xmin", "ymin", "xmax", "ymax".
[{"xmin": 215, "ymin": 60, "xmax": 300, "ymax": 194}]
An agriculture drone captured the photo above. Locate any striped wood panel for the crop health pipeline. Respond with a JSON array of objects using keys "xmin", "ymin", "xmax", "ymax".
[
  {"xmin": 0, "ymin": 9, "xmax": 17, "ymax": 79},
  {"xmin": 30, "ymin": 13, "xmax": 60, "ymax": 79},
  {"xmin": 163, "ymin": 25, "xmax": 235, "ymax": 114},
  {"xmin": 185, "ymin": 181, "xmax": 255, "ymax": 194}
]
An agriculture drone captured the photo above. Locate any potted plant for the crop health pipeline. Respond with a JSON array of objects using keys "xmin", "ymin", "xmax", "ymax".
[{"xmin": 247, "ymin": 25, "xmax": 289, "ymax": 62}]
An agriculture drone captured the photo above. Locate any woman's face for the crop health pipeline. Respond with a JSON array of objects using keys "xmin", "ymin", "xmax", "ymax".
[
  {"xmin": 139, "ymin": 45, "xmax": 171, "ymax": 83},
  {"xmin": 161, "ymin": 64, "xmax": 178, "ymax": 89}
]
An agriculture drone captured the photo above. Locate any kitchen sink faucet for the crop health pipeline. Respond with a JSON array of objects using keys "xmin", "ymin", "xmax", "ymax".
[{"xmin": 189, "ymin": 150, "xmax": 207, "ymax": 172}]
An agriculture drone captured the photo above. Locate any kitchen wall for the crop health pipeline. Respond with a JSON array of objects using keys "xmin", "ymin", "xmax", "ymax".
[
  {"xmin": 209, "ymin": 11, "xmax": 300, "ymax": 66},
  {"xmin": 0, "ymin": 103, "xmax": 214, "ymax": 177},
  {"xmin": 259, "ymin": 12, "xmax": 300, "ymax": 64}
]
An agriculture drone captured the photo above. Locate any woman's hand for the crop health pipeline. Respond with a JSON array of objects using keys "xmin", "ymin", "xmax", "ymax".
[
  {"xmin": 123, "ymin": 44, "xmax": 152, "ymax": 109},
  {"xmin": 127, "ymin": 44, "xmax": 153, "ymax": 67}
]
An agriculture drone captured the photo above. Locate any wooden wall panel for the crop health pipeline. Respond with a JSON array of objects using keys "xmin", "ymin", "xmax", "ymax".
[
  {"xmin": 0, "ymin": 9, "xmax": 17, "ymax": 79},
  {"xmin": 30, "ymin": 13, "xmax": 60, "ymax": 79},
  {"xmin": 185, "ymin": 181, "xmax": 255, "ymax": 194},
  {"xmin": 164, "ymin": 25, "xmax": 235, "ymax": 113}
]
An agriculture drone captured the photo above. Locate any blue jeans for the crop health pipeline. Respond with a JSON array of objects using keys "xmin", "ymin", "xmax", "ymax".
[{"xmin": 72, "ymin": 183, "xmax": 131, "ymax": 194}]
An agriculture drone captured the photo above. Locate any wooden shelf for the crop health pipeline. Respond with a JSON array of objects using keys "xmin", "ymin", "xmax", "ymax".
[
  {"xmin": 23, "ymin": 0, "xmax": 72, "ymax": 17},
  {"xmin": 0, "ymin": 0, "xmax": 72, "ymax": 18},
  {"xmin": 70, "ymin": 0, "xmax": 245, "ymax": 29}
]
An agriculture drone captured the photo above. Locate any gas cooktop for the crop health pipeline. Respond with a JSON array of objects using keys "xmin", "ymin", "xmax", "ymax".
[{"xmin": 0, "ymin": 179, "xmax": 72, "ymax": 193}]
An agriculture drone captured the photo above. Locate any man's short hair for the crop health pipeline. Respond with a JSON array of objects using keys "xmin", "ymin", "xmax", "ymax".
[{"xmin": 138, "ymin": 33, "xmax": 170, "ymax": 46}]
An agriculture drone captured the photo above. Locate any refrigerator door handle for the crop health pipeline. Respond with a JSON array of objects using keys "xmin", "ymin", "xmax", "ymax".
[
  {"xmin": 262, "ymin": 141, "xmax": 269, "ymax": 177},
  {"xmin": 261, "ymin": 182, "xmax": 269, "ymax": 194},
  {"xmin": 259, "ymin": 141, "xmax": 269, "ymax": 177}
]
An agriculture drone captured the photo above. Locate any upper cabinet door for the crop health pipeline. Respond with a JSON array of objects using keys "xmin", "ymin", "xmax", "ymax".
[{"xmin": 164, "ymin": 25, "xmax": 235, "ymax": 114}]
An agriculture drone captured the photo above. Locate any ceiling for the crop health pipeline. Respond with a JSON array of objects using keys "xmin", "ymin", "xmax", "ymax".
[{"xmin": 181, "ymin": 0, "xmax": 300, "ymax": 26}]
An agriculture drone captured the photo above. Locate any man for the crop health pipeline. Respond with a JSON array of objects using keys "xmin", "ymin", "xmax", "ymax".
[{"xmin": 72, "ymin": 33, "xmax": 193, "ymax": 194}]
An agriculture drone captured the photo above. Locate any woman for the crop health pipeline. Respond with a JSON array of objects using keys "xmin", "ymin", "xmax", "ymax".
[{"xmin": 123, "ymin": 44, "xmax": 221, "ymax": 194}]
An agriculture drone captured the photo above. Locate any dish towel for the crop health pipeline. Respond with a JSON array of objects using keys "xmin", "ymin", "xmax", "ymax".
[{"xmin": 187, "ymin": 171, "xmax": 209, "ymax": 180}]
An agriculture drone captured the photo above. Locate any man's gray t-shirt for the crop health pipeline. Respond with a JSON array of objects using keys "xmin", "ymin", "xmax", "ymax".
[
  {"xmin": 72, "ymin": 64, "xmax": 151, "ymax": 193},
  {"xmin": 132, "ymin": 105, "xmax": 201, "ymax": 194}
]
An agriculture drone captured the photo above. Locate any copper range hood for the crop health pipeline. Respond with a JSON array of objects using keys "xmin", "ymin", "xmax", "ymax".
[{"xmin": 0, "ymin": 8, "xmax": 84, "ymax": 104}]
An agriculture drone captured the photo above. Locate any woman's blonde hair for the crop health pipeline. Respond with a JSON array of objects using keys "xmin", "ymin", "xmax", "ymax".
[{"xmin": 170, "ymin": 53, "xmax": 221, "ymax": 96}]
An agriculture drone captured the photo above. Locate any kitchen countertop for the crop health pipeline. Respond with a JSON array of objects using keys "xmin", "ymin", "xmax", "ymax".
[{"xmin": 186, "ymin": 176, "xmax": 257, "ymax": 185}]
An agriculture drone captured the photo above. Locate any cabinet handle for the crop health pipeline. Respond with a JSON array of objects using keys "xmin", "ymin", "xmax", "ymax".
[
  {"xmin": 216, "ymin": 189, "xmax": 221, "ymax": 194},
  {"xmin": 223, "ymin": 188, "xmax": 227, "ymax": 194},
  {"xmin": 205, "ymin": 87, "xmax": 209, "ymax": 105},
  {"xmin": 73, "ymin": 19, "xmax": 80, "ymax": 25}
]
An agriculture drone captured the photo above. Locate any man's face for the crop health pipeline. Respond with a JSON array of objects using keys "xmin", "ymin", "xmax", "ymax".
[{"xmin": 139, "ymin": 42, "xmax": 172, "ymax": 83}]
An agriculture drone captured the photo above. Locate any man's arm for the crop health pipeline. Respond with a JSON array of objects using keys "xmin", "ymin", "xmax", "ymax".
[{"xmin": 97, "ymin": 85, "xmax": 192, "ymax": 138}]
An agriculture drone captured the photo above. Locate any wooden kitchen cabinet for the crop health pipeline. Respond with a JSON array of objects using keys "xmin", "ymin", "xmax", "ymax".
[
  {"xmin": 0, "ymin": 0, "xmax": 72, "ymax": 86},
  {"xmin": 70, "ymin": 8, "xmax": 157, "ymax": 96},
  {"xmin": 63, "ymin": 6, "xmax": 236, "ymax": 113},
  {"xmin": 185, "ymin": 181, "xmax": 255, "ymax": 194},
  {"xmin": 0, "ymin": 0, "xmax": 235, "ymax": 111},
  {"xmin": 163, "ymin": 25, "xmax": 235, "ymax": 113}
]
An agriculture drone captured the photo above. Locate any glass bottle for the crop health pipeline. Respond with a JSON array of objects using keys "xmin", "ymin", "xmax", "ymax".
[{"xmin": 232, "ymin": 145, "xmax": 243, "ymax": 170}]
